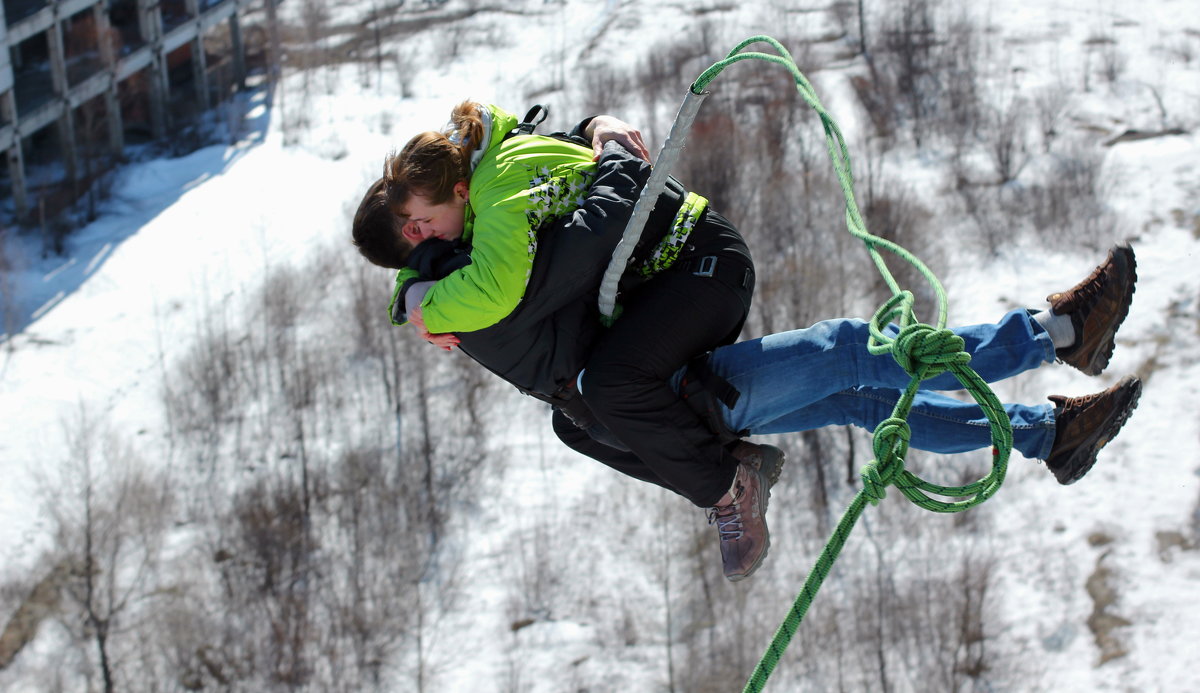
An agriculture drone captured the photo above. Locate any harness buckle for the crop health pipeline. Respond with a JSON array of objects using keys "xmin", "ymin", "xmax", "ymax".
[{"xmin": 693, "ymin": 255, "xmax": 718, "ymax": 278}]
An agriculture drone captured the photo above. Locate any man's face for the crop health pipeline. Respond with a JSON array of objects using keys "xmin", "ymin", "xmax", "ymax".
[{"xmin": 397, "ymin": 182, "xmax": 468, "ymax": 246}]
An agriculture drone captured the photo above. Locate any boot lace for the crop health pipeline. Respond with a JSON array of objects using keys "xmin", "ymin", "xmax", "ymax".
[
  {"xmin": 707, "ymin": 504, "xmax": 744, "ymax": 541},
  {"xmin": 1055, "ymin": 262, "xmax": 1109, "ymax": 312}
]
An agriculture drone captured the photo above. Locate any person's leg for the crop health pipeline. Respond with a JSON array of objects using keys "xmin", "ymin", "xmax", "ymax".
[
  {"xmin": 746, "ymin": 386, "xmax": 1056, "ymax": 460},
  {"xmin": 691, "ymin": 308, "xmax": 1055, "ymax": 437},
  {"xmin": 582, "ymin": 258, "xmax": 751, "ymax": 508},
  {"xmin": 551, "ymin": 409, "xmax": 677, "ymax": 492}
]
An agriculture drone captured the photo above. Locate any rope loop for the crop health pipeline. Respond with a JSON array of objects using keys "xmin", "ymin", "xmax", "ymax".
[{"xmin": 862, "ymin": 417, "xmax": 911, "ymax": 504}]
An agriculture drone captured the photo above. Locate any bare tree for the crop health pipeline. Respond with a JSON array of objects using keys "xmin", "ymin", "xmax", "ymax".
[{"xmin": 43, "ymin": 407, "xmax": 176, "ymax": 693}]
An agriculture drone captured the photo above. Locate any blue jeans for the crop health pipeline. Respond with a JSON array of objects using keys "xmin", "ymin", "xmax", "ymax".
[{"xmin": 679, "ymin": 308, "xmax": 1060, "ymax": 460}]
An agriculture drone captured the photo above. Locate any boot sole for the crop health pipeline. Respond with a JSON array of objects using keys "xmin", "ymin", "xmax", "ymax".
[
  {"xmin": 759, "ymin": 445, "xmax": 787, "ymax": 487},
  {"xmin": 1053, "ymin": 244, "xmax": 1137, "ymax": 376},
  {"xmin": 1057, "ymin": 376, "xmax": 1142, "ymax": 485}
]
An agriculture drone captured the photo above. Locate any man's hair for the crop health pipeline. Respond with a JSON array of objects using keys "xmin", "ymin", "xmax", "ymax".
[{"xmin": 351, "ymin": 176, "xmax": 411, "ymax": 269}]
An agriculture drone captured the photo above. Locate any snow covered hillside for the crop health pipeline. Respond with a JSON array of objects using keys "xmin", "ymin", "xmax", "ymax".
[{"xmin": 2, "ymin": 1, "xmax": 1198, "ymax": 691}]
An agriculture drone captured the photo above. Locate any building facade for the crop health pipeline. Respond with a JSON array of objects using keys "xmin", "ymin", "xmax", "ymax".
[{"xmin": 1, "ymin": 0, "xmax": 254, "ymax": 220}]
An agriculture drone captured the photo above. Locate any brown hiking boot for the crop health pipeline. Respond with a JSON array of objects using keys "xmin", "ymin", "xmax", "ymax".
[
  {"xmin": 1046, "ymin": 243, "xmax": 1137, "ymax": 376},
  {"xmin": 707, "ymin": 460, "xmax": 772, "ymax": 582},
  {"xmin": 1045, "ymin": 375, "xmax": 1142, "ymax": 485},
  {"xmin": 730, "ymin": 440, "xmax": 787, "ymax": 487}
]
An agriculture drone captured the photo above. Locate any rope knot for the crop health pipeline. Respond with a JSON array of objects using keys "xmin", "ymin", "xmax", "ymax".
[
  {"xmin": 861, "ymin": 417, "xmax": 910, "ymax": 505},
  {"xmin": 890, "ymin": 323, "xmax": 969, "ymax": 379}
]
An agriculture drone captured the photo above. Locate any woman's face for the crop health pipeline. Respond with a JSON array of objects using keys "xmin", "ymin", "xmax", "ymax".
[{"xmin": 397, "ymin": 182, "xmax": 469, "ymax": 245}]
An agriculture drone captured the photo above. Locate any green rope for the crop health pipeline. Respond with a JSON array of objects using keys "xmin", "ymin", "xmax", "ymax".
[{"xmin": 689, "ymin": 36, "xmax": 1013, "ymax": 692}]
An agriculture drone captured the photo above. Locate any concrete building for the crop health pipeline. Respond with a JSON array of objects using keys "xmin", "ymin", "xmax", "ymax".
[{"xmin": 1, "ymin": 0, "xmax": 256, "ymax": 222}]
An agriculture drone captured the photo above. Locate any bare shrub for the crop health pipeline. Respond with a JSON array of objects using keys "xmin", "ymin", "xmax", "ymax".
[
  {"xmin": 987, "ymin": 98, "xmax": 1031, "ymax": 184},
  {"xmin": 851, "ymin": 73, "xmax": 899, "ymax": 142},
  {"xmin": 571, "ymin": 62, "xmax": 633, "ymax": 124},
  {"xmin": 1023, "ymin": 138, "xmax": 1115, "ymax": 251},
  {"xmin": 216, "ymin": 476, "xmax": 319, "ymax": 688},
  {"xmin": 876, "ymin": 0, "xmax": 939, "ymax": 147},
  {"xmin": 829, "ymin": 0, "xmax": 865, "ymax": 54},
  {"xmin": 324, "ymin": 447, "xmax": 427, "ymax": 687},
  {"xmin": 938, "ymin": 14, "xmax": 984, "ymax": 148},
  {"xmin": 162, "ymin": 308, "xmax": 246, "ymax": 472},
  {"xmin": 673, "ymin": 102, "xmax": 741, "ymax": 213},
  {"xmin": 634, "ymin": 36, "xmax": 715, "ymax": 147},
  {"xmin": 1099, "ymin": 39, "xmax": 1128, "ymax": 85},
  {"xmin": 1034, "ymin": 83, "xmax": 1071, "ymax": 152},
  {"xmin": 0, "ymin": 561, "xmax": 74, "ymax": 672},
  {"xmin": 147, "ymin": 238, "xmax": 491, "ymax": 689},
  {"xmin": 752, "ymin": 493, "xmax": 1023, "ymax": 692},
  {"xmin": 1082, "ymin": 35, "xmax": 1128, "ymax": 90},
  {"xmin": 672, "ymin": 525, "xmax": 759, "ymax": 693},
  {"xmin": 861, "ymin": 186, "xmax": 942, "ymax": 319},
  {"xmin": 855, "ymin": 2, "xmax": 984, "ymax": 151}
]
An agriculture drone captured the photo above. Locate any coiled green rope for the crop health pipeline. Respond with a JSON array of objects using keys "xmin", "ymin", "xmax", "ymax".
[{"xmin": 691, "ymin": 36, "xmax": 1013, "ymax": 691}]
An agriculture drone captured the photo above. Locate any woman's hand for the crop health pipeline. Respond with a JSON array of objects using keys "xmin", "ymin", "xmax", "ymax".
[
  {"xmin": 409, "ymin": 306, "xmax": 461, "ymax": 351},
  {"xmin": 585, "ymin": 115, "xmax": 651, "ymax": 162}
]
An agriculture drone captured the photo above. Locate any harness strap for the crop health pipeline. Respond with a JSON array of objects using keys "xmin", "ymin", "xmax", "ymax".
[
  {"xmin": 679, "ymin": 353, "xmax": 746, "ymax": 445},
  {"xmin": 505, "ymin": 104, "xmax": 550, "ymax": 140}
]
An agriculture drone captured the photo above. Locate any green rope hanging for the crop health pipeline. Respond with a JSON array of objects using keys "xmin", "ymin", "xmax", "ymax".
[{"xmin": 687, "ymin": 36, "xmax": 1014, "ymax": 692}]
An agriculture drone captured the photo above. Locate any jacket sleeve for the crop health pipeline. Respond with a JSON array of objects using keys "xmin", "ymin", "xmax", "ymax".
[
  {"xmin": 388, "ymin": 267, "xmax": 421, "ymax": 326},
  {"xmin": 418, "ymin": 187, "xmax": 532, "ymax": 333},
  {"xmin": 567, "ymin": 117, "xmax": 596, "ymax": 144},
  {"xmin": 389, "ymin": 241, "xmax": 473, "ymax": 326}
]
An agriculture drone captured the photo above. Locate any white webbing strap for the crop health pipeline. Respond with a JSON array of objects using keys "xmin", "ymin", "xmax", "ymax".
[{"xmin": 598, "ymin": 88, "xmax": 710, "ymax": 320}]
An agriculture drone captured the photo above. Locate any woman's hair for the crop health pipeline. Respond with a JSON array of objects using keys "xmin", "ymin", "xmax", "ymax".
[
  {"xmin": 352, "ymin": 101, "xmax": 484, "ymax": 269},
  {"xmin": 351, "ymin": 176, "xmax": 411, "ymax": 269},
  {"xmin": 384, "ymin": 101, "xmax": 484, "ymax": 205}
]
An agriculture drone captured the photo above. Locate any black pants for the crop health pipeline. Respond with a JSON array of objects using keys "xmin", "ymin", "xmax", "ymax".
[{"xmin": 554, "ymin": 211, "xmax": 755, "ymax": 507}]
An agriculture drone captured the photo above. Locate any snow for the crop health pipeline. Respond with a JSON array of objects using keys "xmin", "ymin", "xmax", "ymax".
[{"xmin": 3, "ymin": 0, "xmax": 1200, "ymax": 691}]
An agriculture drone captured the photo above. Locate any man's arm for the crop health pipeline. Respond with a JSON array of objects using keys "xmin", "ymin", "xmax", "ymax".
[{"xmin": 571, "ymin": 115, "xmax": 652, "ymax": 162}]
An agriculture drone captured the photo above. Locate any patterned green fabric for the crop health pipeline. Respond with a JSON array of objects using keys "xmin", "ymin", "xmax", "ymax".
[{"xmin": 636, "ymin": 192, "xmax": 709, "ymax": 277}]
